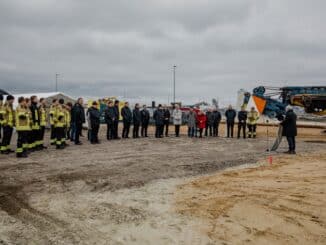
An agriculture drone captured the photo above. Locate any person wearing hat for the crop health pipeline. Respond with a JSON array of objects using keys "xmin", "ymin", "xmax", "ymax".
[
  {"xmin": 0, "ymin": 94, "xmax": 4, "ymax": 140},
  {"xmin": 281, "ymin": 105, "xmax": 297, "ymax": 154},
  {"xmin": 54, "ymin": 99, "xmax": 66, "ymax": 149},
  {"xmin": 237, "ymin": 106, "xmax": 248, "ymax": 139},
  {"xmin": 247, "ymin": 107, "xmax": 259, "ymax": 138},
  {"xmin": 0, "ymin": 95, "xmax": 15, "ymax": 154},
  {"xmin": 88, "ymin": 101, "xmax": 100, "ymax": 144}
]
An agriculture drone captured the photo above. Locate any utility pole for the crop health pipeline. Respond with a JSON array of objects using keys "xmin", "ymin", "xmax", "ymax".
[
  {"xmin": 55, "ymin": 73, "xmax": 59, "ymax": 92},
  {"xmin": 173, "ymin": 65, "xmax": 176, "ymax": 104}
]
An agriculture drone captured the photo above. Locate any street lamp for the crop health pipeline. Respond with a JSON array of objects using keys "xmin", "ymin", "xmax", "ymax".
[
  {"xmin": 173, "ymin": 65, "xmax": 176, "ymax": 104},
  {"xmin": 55, "ymin": 73, "xmax": 59, "ymax": 92}
]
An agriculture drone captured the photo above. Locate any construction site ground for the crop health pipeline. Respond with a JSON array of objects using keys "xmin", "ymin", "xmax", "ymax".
[{"xmin": 0, "ymin": 124, "xmax": 325, "ymax": 244}]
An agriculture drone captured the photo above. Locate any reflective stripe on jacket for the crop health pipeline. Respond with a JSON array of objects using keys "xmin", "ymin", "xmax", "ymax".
[{"xmin": 15, "ymin": 105, "xmax": 31, "ymax": 131}]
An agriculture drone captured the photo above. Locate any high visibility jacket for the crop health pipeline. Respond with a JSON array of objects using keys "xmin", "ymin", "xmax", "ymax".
[
  {"xmin": 26, "ymin": 107, "xmax": 32, "ymax": 131},
  {"xmin": 39, "ymin": 106, "xmax": 47, "ymax": 126},
  {"xmin": 55, "ymin": 105, "xmax": 65, "ymax": 128},
  {"xmin": 49, "ymin": 105, "xmax": 56, "ymax": 125},
  {"xmin": 247, "ymin": 111, "xmax": 259, "ymax": 125},
  {"xmin": 0, "ymin": 102, "xmax": 5, "ymax": 125},
  {"xmin": 65, "ymin": 109, "xmax": 71, "ymax": 127},
  {"xmin": 30, "ymin": 104, "xmax": 40, "ymax": 130},
  {"xmin": 15, "ymin": 105, "xmax": 31, "ymax": 131},
  {"xmin": 1, "ymin": 103, "xmax": 15, "ymax": 127}
]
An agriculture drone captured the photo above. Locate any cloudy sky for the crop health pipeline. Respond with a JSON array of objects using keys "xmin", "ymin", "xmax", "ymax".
[{"xmin": 0, "ymin": 0, "xmax": 325, "ymax": 105}]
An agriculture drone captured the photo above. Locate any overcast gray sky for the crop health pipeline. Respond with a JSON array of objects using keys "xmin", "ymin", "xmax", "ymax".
[{"xmin": 0, "ymin": 0, "xmax": 325, "ymax": 105}]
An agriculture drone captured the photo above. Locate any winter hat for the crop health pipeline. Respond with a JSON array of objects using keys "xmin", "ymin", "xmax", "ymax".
[{"xmin": 6, "ymin": 95, "xmax": 14, "ymax": 101}]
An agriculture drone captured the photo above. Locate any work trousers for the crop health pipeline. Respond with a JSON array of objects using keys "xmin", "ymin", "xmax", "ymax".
[
  {"xmin": 188, "ymin": 127, "xmax": 195, "ymax": 137},
  {"xmin": 155, "ymin": 125, "xmax": 163, "ymax": 138},
  {"xmin": 164, "ymin": 120, "xmax": 169, "ymax": 136},
  {"xmin": 213, "ymin": 123, "xmax": 219, "ymax": 137},
  {"xmin": 237, "ymin": 122, "xmax": 246, "ymax": 139},
  {"xmin": 175, "ymin": 125, "xmax": 180, "ymax": 137},
  {"xmin": 286, "ymin": 136, "xmax": 296, "ymax": 151},
  {"xmin": 39, "ymin": 126, "xmax": 45, "ymax": 145},
  {"xmin": 248, "ymin": 124, "xmax": 257, "ymax": 138},
  {"xmin": 141, "ymin": 123, "xmax": 149, "ymax": 137},
  {"xmin": 205, "ymin": 125, "xmax": 213, "ymax": 136},
  {"xmin": 0, "ymin": 124, "xmax": 2, "ymax": 139},
  {"xmin": 55, "ymin": 127, "xmax": 65, "ymax": 149},
  {"xmin": 227, "ymin": 121, "xmax": 234, "ymax": 138},
  {"xmin": 50, "ymin": 125, "xmax": 56, "ymax": 144},
  {"xmin": 106, "ymin": 122, "xmax": 114, "ymax": 140},
  {"xmin": 75, "ymin": 123, "xmax": 82, "ymax": 144},
  {"xmin": 0, "ymin": 126, "xmax": 13, "ymax": 152},
  {"xmin": 16, "ymin": 131, "xmax": 28, "ymax": 156},
  {"xmin": 113, "ymin": 120, "xmax": 119, "ymax": 139},
  {"xmin": 122, "ymin": 121, "xmax": 131, "ymax": 138},
  {"xmin": 133, "ymin": 123, "xmax": 140, "ymax": 138},
  {"xmin": 90, "ymin": 124, "xmax": 99, "ymax": 143}
]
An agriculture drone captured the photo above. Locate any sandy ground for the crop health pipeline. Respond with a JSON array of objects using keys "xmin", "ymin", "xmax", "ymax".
[{"xmin": 0, "ymin": 124, "xmax": 325, "ymax": 244}]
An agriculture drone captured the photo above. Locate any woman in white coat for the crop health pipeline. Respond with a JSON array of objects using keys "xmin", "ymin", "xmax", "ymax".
[{"xmin": 172, "ymin": 104, "xmax": 182, "ymax": 137}]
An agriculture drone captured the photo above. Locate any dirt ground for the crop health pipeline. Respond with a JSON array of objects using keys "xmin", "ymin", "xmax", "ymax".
[{"xmin": 0, "ymin": 124, "xmax": 325, "ymax": 244}]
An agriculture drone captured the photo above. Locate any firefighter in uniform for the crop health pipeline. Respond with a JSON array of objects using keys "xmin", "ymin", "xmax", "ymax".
[
  {"xmin": 0, "ymin": 95, "xmax": 4, "ymax": 139},
  {"xmin": 49, "ymin": 99, "xmax": 58, "ymax": 145},
  {"xmin": 54, "ymin": 99, "xmax": 66, "ymax": 149},
  {"xmin": 64, "ymin": 103, "xmax": 72, "ymax": 144},
  {"xmin": 0, "ymin": 95, "xmax": 15, "ymax": 154},
  {"xmin": 15, "ymin": 97, "xmax": 30, "ymax": 158},
  {"xmin": 247, "ymin": 107, "xmax": 259, "ymax": 138},
  {"xmin": 39, "ymin": 98, "xmax": 47, "ymax": 149}
]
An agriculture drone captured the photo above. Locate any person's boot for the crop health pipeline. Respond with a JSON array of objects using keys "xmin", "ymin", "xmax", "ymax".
[{"xmin": 283, "ymin": 150, "xmax": 291, "ymax": 154}]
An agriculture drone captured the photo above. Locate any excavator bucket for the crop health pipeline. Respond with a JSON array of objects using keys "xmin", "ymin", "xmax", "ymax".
[{"xmin": 252, "ymin": 95, "xmax": 267, "ymax": 114}]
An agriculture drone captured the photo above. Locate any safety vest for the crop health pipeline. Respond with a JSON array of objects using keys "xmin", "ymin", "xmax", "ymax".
[
  {"xmin": 49, "ymin": 105, "xmax": 56, "ymax": 125},
  {"xmin": 39, "ymin": 106, "xmax": 47, "ymax": 126},
  {"xmin": 15, "ymin": 105, "xmax": 31, "ymax": 131},
  {"xmin": 55, "ymin": 105, "xmax": 65, "ymax": 128},
  {"xmin": 65, "ymin": 108, "xmax": 71, "ymax": 127},
  {"xmin": 0, "ymin": 103, "xmax": 5, "ymax": 125},
  {"xmin": 31, "ymin": 106, "xmax": 40, "ymax": 130},
  {"xmin": 247, "ymin": 111, "xmax": 259, "ymax": 125}
]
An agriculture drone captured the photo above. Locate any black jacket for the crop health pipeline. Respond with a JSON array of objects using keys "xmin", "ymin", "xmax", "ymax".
[
  {"xmin": 238, "ymin": 111, "xmax": 248, "ymax": 123},
  {"xmin": 89, "ymin": 107, "xmax": 100, "ymax": 128},
  {"xmin": 140, "ymin": 109, "xmax": 150, "ymax": 125},
  {"xmin": 225, "ymin": 109, "xmax": 236, "ymax": 122},
  {"xmin": 206, "ymin": 111, "xmax": 214, "ymax": 126},
  {"xmin": 121, "ymin": 106, "xmax": 132, "ymax": 123},
  {"xmin": 113, "ymin": 104, "xmax": 119, "ymax": 121},
  {"xmin": 104, "ymin": 106, "xmax": 116, "ymax": 124},
  {"xmin": 212, "ymin": 111, "xmax": 222, "ymax": 124},
  {"xmin": 163, "ymin": 109, "xmax": 170, "ymax": 121},
  {"xmin": 281, "ymin": 110, "xmax": 297, "ymax": 137},
  {"xmin": 133, "ymin": 108, "xmax": 141, "ymax": 125},
  {"xmin": 72, "ymin": 103, "xmax": 86, "ymax": 124},
  {"xmin": 153, "ymin": 109, "xmax": 164, "ymax": 126}
]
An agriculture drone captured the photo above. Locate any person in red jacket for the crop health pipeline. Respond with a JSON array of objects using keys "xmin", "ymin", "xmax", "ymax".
[{"xmin": 197, "ymin": 110, "xmax": 207, "ymax": 138}]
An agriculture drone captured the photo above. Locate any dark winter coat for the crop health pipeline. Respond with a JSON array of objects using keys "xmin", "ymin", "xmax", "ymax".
[
  {"xmin": 238, "ymin": 111, "xmax": 248, "ymax": 123},
  {"xmin": 30, "ymin": 102, "xmax": 40, "ymax": 126},
  {"xmin": 121, "ymin": 106, "xmax": 132, "ymax": 123},
  {"xmin": 206, "ymin": 111, "xmax": 215, "ymax": 126},
  {"xmin": 140, "ymin": 109, "xmax": 150, "ymax": 125},
  {"xmin": 212, "ymin": 111, "xmax": 221, "ymax": 125},
  {"xmin": 133, "ymin": 108, "xmax": 141, "ymax": 125},
  {"xmin": 88, "ymin": 107, "xmax": 100, "ymax": 128},
  {"xmin": 281, "ymin": 110, "xmax": 297, "ymax": 137},
  {"xmin": 72, "ymin": 103, "xmax": 86, "ymax": 124},
  {"xmin": 104, "ymin": 106, "xmax": 115, "ymax": 124},
  {"xmin": 153, "ymin": 109, "xmax": 164, "ymax": 126},
  {"xmin": 163, "ymin": 109, "xmax": 170, "ymax": 122},
  {"xmin": 113, "ymin": 104, "xmax": 120, "ymax": 121},
  {"xmin": 225, "ymin": 109, "xmax": 236, "ymax": 123}
]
